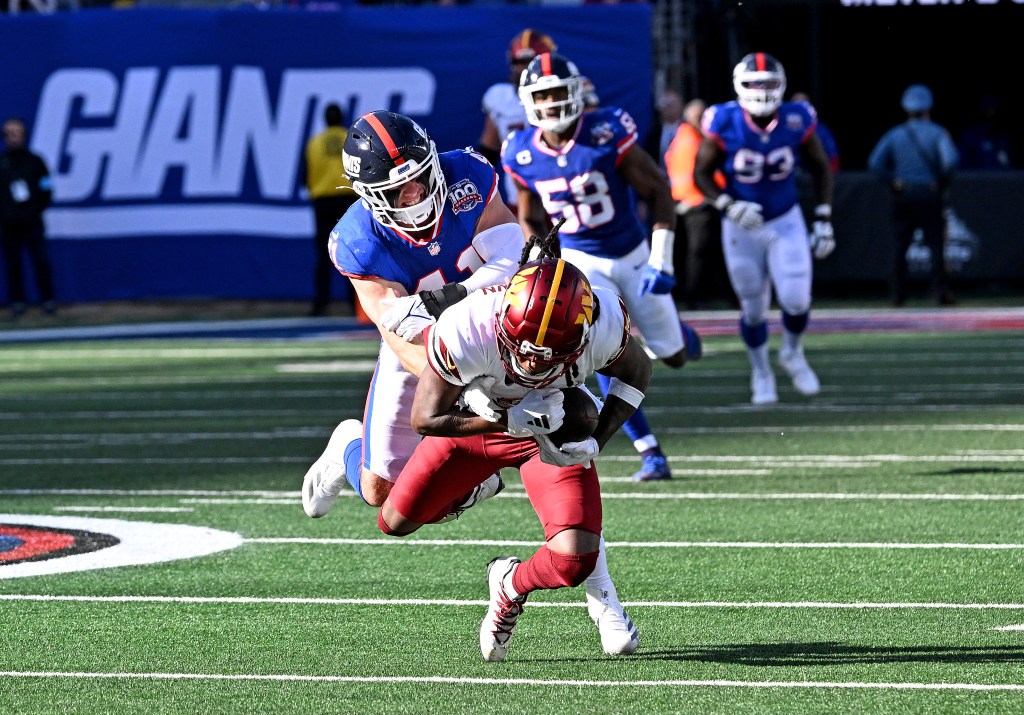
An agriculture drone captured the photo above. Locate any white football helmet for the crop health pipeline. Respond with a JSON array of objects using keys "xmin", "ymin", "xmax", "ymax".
[{"xmin": 733, "ymin": 52, "xmax": 787, "ymax": 117}]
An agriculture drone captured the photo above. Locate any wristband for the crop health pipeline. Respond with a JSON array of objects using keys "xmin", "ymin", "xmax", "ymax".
[
  {"xmin": 607, "ymin": 377, "xmax": 645, "ymax": 408},
  {"xmin": 649, "ymin": 228, "xmax": 675, "ymax": 275},
  {"xmin": 418, "ymin": 282, "xmax": 468, "ymax": 319},
  {"xmin": 714, "ymin": 194, "xmax": 734, "ymax": 212}
]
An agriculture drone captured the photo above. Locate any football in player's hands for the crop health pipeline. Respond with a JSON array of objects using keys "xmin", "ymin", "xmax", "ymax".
[{"xmin": 547, "ymin": 387, "xmax": 601, "ymax": 446}]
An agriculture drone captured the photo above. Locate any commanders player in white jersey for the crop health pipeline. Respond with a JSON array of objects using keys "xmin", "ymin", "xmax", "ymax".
[
  {"xmin": 377, "ymin": 252, "xmax": 650, "ymax": 662},
  {"xmin": 694, "ymin": 52, "xmax": 835, "ymax": 405},
  {"xmin": 478, "ymin": 28, "xmax": 558, "ymax": 211},
  {"xmin": 501, "ymin": 51, "xmax": 702, "ymax": 482},
  {"xmin": 301, "ymin": 112, "xmax": 638, "ymax": 657}
]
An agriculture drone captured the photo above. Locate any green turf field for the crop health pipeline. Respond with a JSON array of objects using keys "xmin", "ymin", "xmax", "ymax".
[{"xmin": 2, "ymin": 326, "xmax": 1024, "ymax": 714}]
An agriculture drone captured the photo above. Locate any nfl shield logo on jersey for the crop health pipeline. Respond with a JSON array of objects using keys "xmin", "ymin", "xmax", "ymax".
[{"xmin": 428, "ymin": 242, "xmax": 441, "ymax": 256}]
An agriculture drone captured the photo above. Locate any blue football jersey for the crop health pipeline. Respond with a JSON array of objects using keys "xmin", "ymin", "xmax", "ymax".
[
  {"xmin": 703, "ymin": 101, "xmax": 817, "ymax": 221},
  {"xmin": 329, "ymin": 148, "xmax": 498, "ymax": 295},
  {"xmin": 501, "ymin": 107, "xmax": 646, "ymax": 258}
]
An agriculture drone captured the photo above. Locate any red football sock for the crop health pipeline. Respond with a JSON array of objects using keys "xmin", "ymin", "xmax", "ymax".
[{"xmin": 511, "ymin": 545, "xmax": 598, "ymax": 595}]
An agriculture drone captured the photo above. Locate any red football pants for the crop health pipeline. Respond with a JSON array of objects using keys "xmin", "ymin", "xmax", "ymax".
[{"xmin": 386, "ymin": 433, "xmax": 602, "ymax": 539}]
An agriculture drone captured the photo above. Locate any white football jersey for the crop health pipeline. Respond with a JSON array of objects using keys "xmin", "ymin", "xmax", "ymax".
[
  {"xmin": 426, "ymin": 284, "xmax": 629, "ymax": 407},
  {"xmin": 482, "ymin": 82, "xmax": 529, "ymax": 205}
]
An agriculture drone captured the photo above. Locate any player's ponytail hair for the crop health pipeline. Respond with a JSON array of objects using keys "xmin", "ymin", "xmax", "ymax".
[{"xmin": 519, "ymin": 217, "xmax": 565, "ymax": 266}]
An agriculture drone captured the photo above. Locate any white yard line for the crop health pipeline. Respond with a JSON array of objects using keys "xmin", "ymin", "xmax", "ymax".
[
  {"xmin": 3, "ymin": 594, "xmax": 1024, "ymax": 610},
  {"xmin": 0, "ymin": 670, "xmax": 1022, "ymax": 691},
  {"xmin": 243, "ymin": 537, "xmax": 1024, "ymax": 550},
  {"xmin": 2, "ymin": 667, "xmax": 1024, "ymax": 692},
  {"xmin": 3, "ymin": 403, "xmax": 1024, "ymax": 421},
  {"xmin": 52, "ymin": 506, "xmax": 194, "ymax": 513},
  {"xmin": 0, "ymin": 488, "xmax": 294, "ymax": 497},
  {"xmin": 6, "ymin": 488, "xmax": 1024, "ymax": 502},
  {"xmin": 2, "ymin": 453, "xmax": 1023, "ymax": 467},
  {"xmin": 2, "ymin": 424, "xmax": 1023, "ymax": 443}
]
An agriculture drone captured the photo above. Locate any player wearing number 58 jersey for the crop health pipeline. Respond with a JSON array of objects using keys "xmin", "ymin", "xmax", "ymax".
[
  {"xmin": 501, "ymin": 52, "xmax": 702, "ymax": 483},
  {"xmin": 694, "ymin": 52, "xmax": 835, "ymax": 406}
]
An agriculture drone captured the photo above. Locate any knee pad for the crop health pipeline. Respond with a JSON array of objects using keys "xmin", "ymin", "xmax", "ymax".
[
  {"xmin": 740, "ymin": 318, "xmax": 769, "ymax": 349},
  {"xmin": 781, "ymin": 311, "xmax": 809, "ymax": 336}
]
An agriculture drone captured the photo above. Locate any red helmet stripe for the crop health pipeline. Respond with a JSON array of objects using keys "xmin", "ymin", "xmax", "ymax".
[
  {"xmin": 541, "ymin": 52, "xmax": 552, "ymax": 76},
  {"xmin": 534, "ymin": 258, "xmax": 565, "ymax": 347},
  {"xmin": 362, "ymin": 112, "xmax": 405, "ymax": 165},
  {"xmin": 755, "ymin": 52, "xmax": 766, "ymax": 71}
]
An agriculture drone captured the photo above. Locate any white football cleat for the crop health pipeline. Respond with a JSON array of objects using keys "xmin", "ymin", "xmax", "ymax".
[
  {"xmin": 436, "ymin": 472, "xmax": 505, "ymax": 524},
  {"xmin": 480, "ymin": 556, "xmax": 527, "ymax": 662},
  {"xmin": 778, "ymin": 347, "xmax": 821, "ymax": 396},
  {"xmin": 301, "ymin": 419, "xmax": 362, "ymax": 518},
  {"xmin": 750, "ymin": 370, "xmax": 778, "ymax": 405},
  {"xmin": 586, "ymin": 585, "xmax": 640, "ymax": 655}
]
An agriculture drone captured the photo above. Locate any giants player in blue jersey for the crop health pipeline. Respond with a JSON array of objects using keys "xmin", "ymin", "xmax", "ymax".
[
  {"xmin": 301, "ymin": 111, "xmax": 639, "ymax": 655},
  {"xmin": 501, "ymin": 52, "xmax": 702, "ymax": 482},
  {"xmin": 694, "ymin": 53, "xmax": 835, "ymax": 405}
]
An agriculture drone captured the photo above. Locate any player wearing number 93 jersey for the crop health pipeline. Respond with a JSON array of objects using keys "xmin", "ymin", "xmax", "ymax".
[
  {"xmin": 501, "ymin": 51, "xmax": 702, "ymax": 483},
  {"xmin": 694, "ymin": 52, "xmax": 835, "ymax": 406}
]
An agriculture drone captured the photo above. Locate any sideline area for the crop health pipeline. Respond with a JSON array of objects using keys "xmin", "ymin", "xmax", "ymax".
[{"xmin": 0, "ymin": 306, "xmax": 1022, "ymax": 344}]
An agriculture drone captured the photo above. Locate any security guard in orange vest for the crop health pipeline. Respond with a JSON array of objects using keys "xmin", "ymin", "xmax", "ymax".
[{"xmin": 304, "ymin": 103, "xmax": 359, "ymax": 317}]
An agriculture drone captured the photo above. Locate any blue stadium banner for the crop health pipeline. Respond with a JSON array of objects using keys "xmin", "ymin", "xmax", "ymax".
[{"xmin": 0, "ymin": 6, "xmax": 652, "ymax": 303}]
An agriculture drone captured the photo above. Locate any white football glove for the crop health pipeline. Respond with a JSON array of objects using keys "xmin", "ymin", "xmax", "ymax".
[
  {"xmin": 461, "ymin": 376, "xmax": 501, "ymax": 423},
  {"xmin": 810, "ymin": 204, "xmax": 836, "ymax": 259},
  {"xmin": 505, "ymin": 388, "xmax": 564, "ymax": 437},
  {"xmin": 379, "ymin": 294, "xmax": 433, "ymax": 341},
  {"xmin": 726, "ymin": 200, "xmax": 765, "ymax": 230},
  {"xmin": 535, "ymin": 434, "xmax": 600, "ymax": 467},
  {"xmin": 716, "ymin": 194, "xmax": 764, "ymax": 230}
]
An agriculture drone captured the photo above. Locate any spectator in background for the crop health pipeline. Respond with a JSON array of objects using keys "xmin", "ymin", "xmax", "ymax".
[
  {"xmin": 647, "ymin": 89, "xmax": 684, "ymax": 172},
  {"xmin": 479, "ymin": 28, "xmax": 557, "ymax": 211},
  {"xmin": 791, "ymin": 91, "xmax": 840, "ymax": 172},
  {"xmin": 957, "ymin": 94, "xmax": 1014, "ymax": 170},
  {"xmin": 663, "ymin": 98, "xmax": 731, "ymax": 310},
  {"xmin": 0, "ymin": 118, "xmax": 56, "ymax": 318},
  {"xmin": 868, "ymin": 84, "xmax": 959, "ymax": 307},
  {"xmin": 304, "ymin": 103, "xmax": 359, "ymax": 317}
]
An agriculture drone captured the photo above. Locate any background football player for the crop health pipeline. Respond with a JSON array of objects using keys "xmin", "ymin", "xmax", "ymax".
[
  {"xmin": 501, "ymin": 51, "xmax": 702, "ymax": 482},
  {"xmin": 377, "ymin": 250, "xmax": 651, "ymax": 662},
  {"xmin": 478, "ymin": 28, "xmax": 558, "ymax": 212},
  {"xmin": 694, "ymin": 52, "xmax": 835, "ymax": 405}
]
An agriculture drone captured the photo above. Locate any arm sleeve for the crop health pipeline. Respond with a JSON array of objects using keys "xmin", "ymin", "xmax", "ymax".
[{"xmin": 460, "ymin": 222, "xmax": 525, "ymax": 294}]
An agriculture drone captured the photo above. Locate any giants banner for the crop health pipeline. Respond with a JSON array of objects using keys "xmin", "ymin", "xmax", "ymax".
[{"xmin": 0, "ymin": 6, "xmax": 652, "ymax": 302}]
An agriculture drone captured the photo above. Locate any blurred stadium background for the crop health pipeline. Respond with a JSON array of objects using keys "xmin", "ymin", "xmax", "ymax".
[{"xmin": 0, "ymin": 0, "xmax": 1021, "ymax": 313}]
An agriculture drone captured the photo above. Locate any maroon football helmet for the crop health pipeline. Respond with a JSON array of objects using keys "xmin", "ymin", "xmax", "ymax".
[
  {"xmin": 497, "ymin": 258, "xmax": 595, "ymax": 388},
  {"xmin": 507, "ymin": 28, "xmax": 558, "ymax": 67}
]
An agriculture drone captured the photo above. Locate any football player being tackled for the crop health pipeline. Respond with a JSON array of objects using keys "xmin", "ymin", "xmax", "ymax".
[
  {"xmin": 502, "ymin": 51, "xmax": 702, "ymax": 482},
  {"xmin": 377, "ymin": 229, "xmax": 650, "ymax": 662}
]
